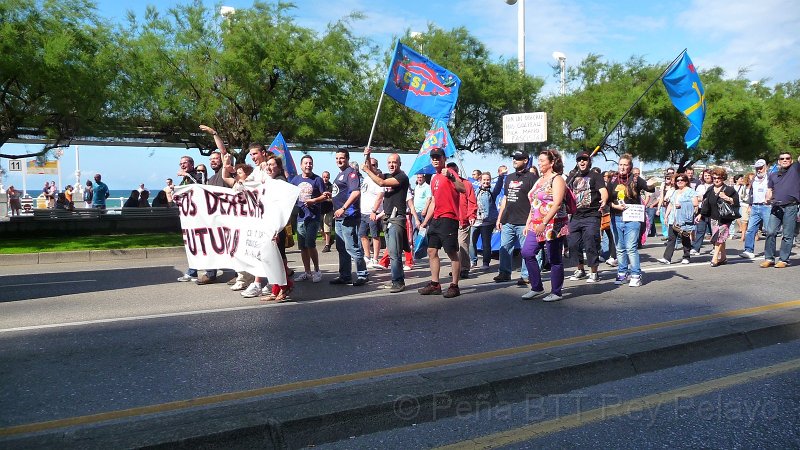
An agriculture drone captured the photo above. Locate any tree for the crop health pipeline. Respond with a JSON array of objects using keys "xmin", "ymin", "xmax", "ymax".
[
  {"xmin": 0, "ymin": 0, "xmax": 119, "ymax": 159},
  {"xmin": 114, "ymin": 0, "xmax": 374, "ymax": 164}
]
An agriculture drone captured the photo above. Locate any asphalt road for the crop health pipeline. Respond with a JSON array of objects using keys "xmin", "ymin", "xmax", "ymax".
[{"xmin": 1, "ymin": 238, "xmax": 799, "ymax": 433}]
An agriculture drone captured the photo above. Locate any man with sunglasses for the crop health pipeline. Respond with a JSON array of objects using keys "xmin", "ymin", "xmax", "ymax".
[
  {"xmin": 760, "ymin": 152, "xmax": 800, "ymax": 268},
  {"xmin": 494, "ymin": 150, "xmax": 539, "ymax": 285},
  {"xmin": 566, "ymin": 152, "xmax": 608, "ymax": 282}
]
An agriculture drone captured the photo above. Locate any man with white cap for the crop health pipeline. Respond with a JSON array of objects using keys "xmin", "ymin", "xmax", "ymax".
[{"xmin": 740, "ymin": 159, "xmax": 770, "ymax": 259}]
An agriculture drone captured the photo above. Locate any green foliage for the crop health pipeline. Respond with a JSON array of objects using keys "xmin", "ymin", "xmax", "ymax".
[
  {"xmin": 548, "ymin": 53, "xmax": 800, "ymax": 169},
  {"xmin": 0, "ymin": 0, "xmax": 119, "ymax": 157}
]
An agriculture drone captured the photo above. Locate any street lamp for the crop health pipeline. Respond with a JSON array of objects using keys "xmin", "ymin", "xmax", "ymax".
[
  {"xmin": 552, "ymin": 51, "xmax": 566, "ymax": 95},
  {"xmin": 505, "ymin": 0, "xmax": 525, "ymax": 73}
]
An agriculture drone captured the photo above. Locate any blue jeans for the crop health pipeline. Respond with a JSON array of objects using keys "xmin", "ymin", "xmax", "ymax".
[
  {"xmin": 384, "ymin": 219, "xmax": 405, "ymax": 283},
  {"xmin": 692, "ymin": 217, "xmax": 709, "ymax": 252},
  {"xmin": 764, "ymin": 204, "xmax": 799, "ymax": 263},
  {"xmin": 659, "ymin": 207, "xmax": 669, "ymax": 238},
  {"xmin": 335, "ymin": 216, "xmax": 367, "ymax": 281},
  {"xmin": 611, "ymin": 215, "xmax": 642, "ymax": 276},
  {"xmin": 744, "ymin": 204, "xmax": 770, "ymax": 253},
  {"xmin": 499, "ymin": 223, "xmax": 528, "ymax": 279}
]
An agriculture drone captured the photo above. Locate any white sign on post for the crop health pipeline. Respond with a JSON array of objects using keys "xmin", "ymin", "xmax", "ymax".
[
  {"xmin": 502, "ymin": 112, "xmax": 548, "ymax": 144},
  {"xmin": 8, "ymin": 159, "xmax": 22, "ymax": 172}
]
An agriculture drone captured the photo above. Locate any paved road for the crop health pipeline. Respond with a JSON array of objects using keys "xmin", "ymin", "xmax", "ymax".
[{"xmin": 1, "ymin": 238, "xmax": 798, "ymax": 432}]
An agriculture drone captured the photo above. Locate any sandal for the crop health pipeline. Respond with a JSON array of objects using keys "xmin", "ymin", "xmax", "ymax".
[
  {"xmin": 272, "ymin": 290, "xmax": 290, "ymax": 303},
  {"xmin": 260, "ymin": 294, "xmax": 276, "ymax": 302}
]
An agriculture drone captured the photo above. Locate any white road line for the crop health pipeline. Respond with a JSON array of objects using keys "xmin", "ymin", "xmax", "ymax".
[{"xmin": 1, "ymin": 279, "xmax": 97, "ymax": 288}]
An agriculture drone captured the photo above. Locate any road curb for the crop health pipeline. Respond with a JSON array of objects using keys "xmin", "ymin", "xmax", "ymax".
[
  {"xmin": 3, "ymin": 308, "xmax": 800, "ymax": 449},
  {"xmin": 0, "ymin": 247, "xmax": 184, "ymax": 266}
]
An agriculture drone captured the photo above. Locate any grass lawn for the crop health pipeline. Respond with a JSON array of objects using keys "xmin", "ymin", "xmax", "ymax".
[{"xmin": 1, "ymin": 233, "xmax": 184, "ymax": 254}]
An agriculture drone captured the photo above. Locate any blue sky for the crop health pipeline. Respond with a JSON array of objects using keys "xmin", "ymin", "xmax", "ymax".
[{"xmin": 3, "ymin": 0, "xmax": 798, "ymax": 193}]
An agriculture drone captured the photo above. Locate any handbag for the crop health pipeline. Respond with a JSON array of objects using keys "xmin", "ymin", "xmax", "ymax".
[
  {"xmin": 717, "ymin": 199, "xmax": 738, "ymax": 221},
  {"xmin": 600, "ymin": 213, "xmax": 611, "ymax": 231}
]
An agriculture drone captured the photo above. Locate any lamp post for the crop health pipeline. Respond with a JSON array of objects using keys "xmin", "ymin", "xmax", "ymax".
[
  {"xmin": 552, "ymin": 51, "xmax": 566, "ymax": 95},
  {"xmin": 506, "ymin": 0, "xmax": 525, "ymax": 152}
]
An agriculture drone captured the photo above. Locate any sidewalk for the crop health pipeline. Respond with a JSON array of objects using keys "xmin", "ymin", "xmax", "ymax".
[{"xmin": 0, "ymin": 246, "xmax": 185, "ymax": 266}]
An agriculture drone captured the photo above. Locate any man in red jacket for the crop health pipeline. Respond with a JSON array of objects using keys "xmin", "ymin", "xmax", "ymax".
[{"xmin": 447, "ymin": 162, "xmax": 477, "ymax": 279}]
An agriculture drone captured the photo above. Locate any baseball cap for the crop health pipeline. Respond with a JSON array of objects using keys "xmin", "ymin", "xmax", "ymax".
[
  {"xmin": 754, "ymin": 159, "xmax": 766, "ymax": 168},
  {"xmin": 511, "ymin": 150, "xmax": 528, "ymax": 160},
  {"xmin": 429, "ymin": 148, "xmax": 445, "ymax": 158},
  {"xmin": 576, "ymin": 152, "xmax": 591, "ymax": 161}
]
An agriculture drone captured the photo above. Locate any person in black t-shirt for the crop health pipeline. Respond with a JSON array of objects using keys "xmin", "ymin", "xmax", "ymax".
[
  {"xmin": 566, "ymin": 152, "xmax": 608, "ymax": 283},
  {"xmin": 363, "ymin": 149, "xmax": 410, "ymax": 293}
]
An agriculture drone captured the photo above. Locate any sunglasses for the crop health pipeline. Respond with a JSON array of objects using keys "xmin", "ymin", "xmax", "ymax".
[
  {"xmin": 577, "ymin": 157, "xmax": 589, "ymax": 162},
  {"xmin": 676, "ymin": 178, "xmax": 687, "ymax": 182},
  {"xmin": 778, "ymin": 157, "xmax": 792, "ymax": 161}
]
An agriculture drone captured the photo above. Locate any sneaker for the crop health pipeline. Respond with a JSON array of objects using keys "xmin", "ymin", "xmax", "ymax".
[
  {"xmin": 760, "ymin": 260, "xmax": 774, "ymax": 268},
  {"xmin": 403, "ymin": 264, "xmax": 413, "ymax": 271},
  {"xmin": 370, "ymin": 260, "xmax": 386, "ymax": 270},
  {"xmin": 690, "ymin": 249, "xmax": 700, "ymax": 256},
  {"xmin": 459, "ymin": 270, "xmax": 470, "ymax": 279},
  {"xmin": 681, "ymin": 258, "xmax": 690, "ymax": 265},
  {"xmin": 586, "ymin": 272, "xmax": 599, "ymax": 283},
  {"xmin": 226, "ymin": 278, "xmax": 237, "ymax": 286},
  {"xmin": 230, "ymin": 280, "xmax": 247, "ymax": 291},
  {"xmin": 321, "ymin": 244, "xmax": 331, "ymax": 253},
  {"xmin": 775, "ymin": 261, "xmax": 788, "ymax": 268},
  {"xmin": 443, "ymin": 284, "xmax": 461, "ymax": 298},
  {"xmin": 240, "ymin": 282, "xmax": 262, "ymax": 298},
  {"xmin": 294, "ymin": 272, "xmax": 311, "ymax": 282},
  {"xmin": 521, "ymin": 289, "xmax": 545, "ymax": 299},
  {"xmin": 329, "ymin": 277, "xmax": 351, "ymax": 285},
  {"xmin": 176, "ymin": 274, "xmax": 195, "ymax": 282},
  {"xmin": 389, "ymin": 281, "xmax": 406, "ymax": 293},
  {"xmin": 516, "ymin": 277, "xmax": 529, "ymax": 286},
  {"xmin": 196, "ymin": 274, "xmax": 217, "ymax": 285},
  {"xmin": 739, "ymin": 251, "xmax": 755, "ymax": 259},
  {"xmin": 312, "ymin": 271, "xmax": 322, "ymax": 283},
  {"xmin": 493, "ymin": 273, "xmax": 511, "ymax": 283},
  {"xmin": 656, "ymin": 258, "xmax": 671, "ymax": 265},
  {"xmin": 628, "ymin": 275, "xmax": 642, "ymax": 287},
  {"xmin": 261, "ymin": 286, "xmax": 272, "ymax": 296},
  {"xmin": 614, "ymin": 273, "xmax": 628, "ymax": 285},
  {"xmin": 481, "ymin": 263, "xmax": 490, "ymax": 270},
  {"xmin": 606, "ymin": 258, "xmax": 618, "ymax": 267},
  {"xmin": 353, "ymin": 277, "xmax": 368, "ymax": 286},
  {"xmin": 543, "ymin": 293, "xmax": 563, "ymax": 302},
  {"xmin": 418, "ymin": 282, "xmax": 442, "ymax": 295},
  {"xmin": 569, "ymin": 269, "xmax": 586, "ymax": 281}
]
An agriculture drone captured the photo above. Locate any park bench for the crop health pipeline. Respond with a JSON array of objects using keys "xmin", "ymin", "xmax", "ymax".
[
  {"xmin": 32, "ymin": 208, "xmax": 102, "ymax": 220},
  {"xmin": 119, "ymin": 207, "xmax": 180, "ymax": 218}
]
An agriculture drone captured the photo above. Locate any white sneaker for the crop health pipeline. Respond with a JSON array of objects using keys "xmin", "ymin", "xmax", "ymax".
[
  {"xmin": 261, "ymin": 286, "xmax": 272, "ymax": 296},
  {"xmin": 294, "ymin": 272, "xmax": 311, "ymax": 282},
  {"xmin": 543, "ymin": 293, "xmax": 563, "ymax": 302},
  {"xmin": 240, "ymin": 282, "xmax": 262, "ymax": 298},
  {"xmin": 403, "ymin": 264, "xmax": 412, "ymax": 271},
  {"xmin": 606, "ymin": 258, "xmax": 618, "ymax": 267},
  {"xmin": 681, "ymin": 258, "xmax": 690, "ymax": 265},
  {"xmin": 312, "ymin": 271, "xmax": 322, "ymax": 283},
  {"xmin": 656, "ymin": 258, "xmax": 671, "ymax": 265},
  {"xmin": 371, "ymin": 260, "xmax": 386, "ymax": 270},
  {"xmin": 230, "ymin": 280, "xmax": 247, "ymax": 291},
  {"xmin": 614, "ymin": 273, "xmax": 628, "ymax": 285},
  {"xmin": 586, "ymin": 272, "xmax": 599, "ymax": 283},
  {"xmin": 177, "ymin": 274, "xmax": 195, "ymax": 282},
  {"xmin": 690, "ymin": 249, "xmax": 700, "ymax": 256},
  {"xmin": 739, "ymin": 251, "xmax": 755, "ymax": 259},
  {"xmin": 521, "ymin": 289, "xmax": 545, "ymax": 300},
  {"xmin": 569, "ymin": 269, "xmax": 586, "ymax": 281},
  {"xmin": 628, "ymin": 275, "xmax": 642, "ymax": 287}
]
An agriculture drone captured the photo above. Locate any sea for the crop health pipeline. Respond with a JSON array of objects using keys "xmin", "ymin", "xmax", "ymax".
[{"xmin": 21, "ymin": 188, "xmax": 160, "ymax": 208}]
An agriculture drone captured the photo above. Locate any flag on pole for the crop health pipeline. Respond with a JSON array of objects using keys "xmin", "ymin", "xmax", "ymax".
[
  {"xmin": 662, "ymin": 52, "xmax": 706, "ymax": 148},
  {"xmin": 382, "ymin": 41, "xmax": 461, "ymax": 119},
  {"xmin": 408, "ymin": 118, "xmax": 458, "ymax": 176},
  {"xmin": 268, "ymin": 132, "xmax": 297, "ymax": 179}
]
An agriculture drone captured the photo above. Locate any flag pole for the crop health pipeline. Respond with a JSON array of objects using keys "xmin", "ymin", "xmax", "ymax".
[
  {"xmin": 589, "ymin": 48, "xmax": 687, "ymax": 158},
  {"xmin": 365, "ymin": 91, "xmax": 385, "ymax": 150}
]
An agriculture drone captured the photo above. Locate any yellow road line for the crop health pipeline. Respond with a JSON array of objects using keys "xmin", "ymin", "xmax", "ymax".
[
  {"xmin": 436, "ymin": 357, "xmax": 800, "ymax": 449},
  {"xmin": 2, "ymin": 299, "xmax": 799, "ymax": 437}
]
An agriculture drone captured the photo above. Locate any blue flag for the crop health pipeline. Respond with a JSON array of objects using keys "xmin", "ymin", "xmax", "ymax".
[
  {"xmin": 383, "ymin": 41, "xmax": 461, "ymax": 119},
  {"xmin": 268, "ymin": 132, "xmax": 297, "ymax": 179},
  {"xmin": 408, "ymin": 118, "xmax": 457, "ymax": 176},
  {"xmin": 662, "ymin": 52, "xmax": 706, "ymax": 148}
]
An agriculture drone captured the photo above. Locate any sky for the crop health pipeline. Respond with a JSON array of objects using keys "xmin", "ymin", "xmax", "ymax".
[{"xmin": 2, "ymin": 0, "xmax": 798, "ymax": 193}]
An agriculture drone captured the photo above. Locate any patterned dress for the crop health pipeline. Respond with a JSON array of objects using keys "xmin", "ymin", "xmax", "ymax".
[{"xmin": 527, "ymin": 176, "xmax": 570, "ymax": 242}]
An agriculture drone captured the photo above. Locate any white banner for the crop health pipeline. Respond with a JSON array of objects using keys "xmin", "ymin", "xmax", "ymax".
[
  {"xmin": 174, "ymin": 180, "xmax": 300, "ymax": 285},
  {"xmin": 622, "ymin": 203, "xmax": 645, "ymax": 222}
]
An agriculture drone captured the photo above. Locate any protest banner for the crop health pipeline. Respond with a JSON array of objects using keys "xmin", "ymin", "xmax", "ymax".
[{"xmin": 174, "ymin": 180, "xmax": 300, "ymax": 286}]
